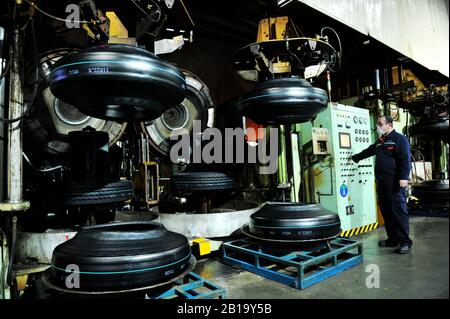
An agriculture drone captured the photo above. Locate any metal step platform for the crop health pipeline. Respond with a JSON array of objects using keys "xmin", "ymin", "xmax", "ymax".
[
  {"xmin": 221, "ymin": 237, "xmax": 363, "ymax": 290},
  {"xmin": 150, "ymin": 272, "xmax": 227, "ymax": 299}
]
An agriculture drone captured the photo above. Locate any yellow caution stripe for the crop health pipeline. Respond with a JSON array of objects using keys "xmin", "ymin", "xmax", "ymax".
[{"xmin": 341, "ymin": 223, "xmax": 379, "ymax": 237}]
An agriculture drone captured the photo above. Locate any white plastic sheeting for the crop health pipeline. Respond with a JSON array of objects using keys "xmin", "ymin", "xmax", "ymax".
[{"xmin": 296, "ymin": 0, "xmax": 449, "ymax": 77}]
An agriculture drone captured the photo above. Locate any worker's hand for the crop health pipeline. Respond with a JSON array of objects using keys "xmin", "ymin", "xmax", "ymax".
[
  {"xmin": 399, "ymin": 180, "xmax": 408, "ymax": 188},
  {"xmin": 350, "ymin": 155, "xmax": 359, "ymax": 163}
]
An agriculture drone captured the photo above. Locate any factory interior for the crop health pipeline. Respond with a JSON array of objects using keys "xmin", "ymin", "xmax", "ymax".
[{"xmin": 0, "ymin": 0, "xmax": 448, "ymax": 303}]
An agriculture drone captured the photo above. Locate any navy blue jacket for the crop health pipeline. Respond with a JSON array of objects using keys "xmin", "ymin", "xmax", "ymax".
[{"xmin": 352, "ymin": 129, "xmax": 411, "ymax": 180}]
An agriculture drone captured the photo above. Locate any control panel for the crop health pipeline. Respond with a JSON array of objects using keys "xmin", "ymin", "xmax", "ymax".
[{"xmin": 309, "ymin": 103, "xmax": 377, "ymax": 232}]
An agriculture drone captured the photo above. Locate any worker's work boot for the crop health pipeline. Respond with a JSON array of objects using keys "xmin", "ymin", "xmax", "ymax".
[{"xmin": 395, "ymin": 245, "xmax": 411, "ymax": 254}]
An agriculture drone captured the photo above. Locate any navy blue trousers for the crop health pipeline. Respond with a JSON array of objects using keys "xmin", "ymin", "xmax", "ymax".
[{"xmin": 376, "ymin": 176, "xmax": 413, "ymax": 247}]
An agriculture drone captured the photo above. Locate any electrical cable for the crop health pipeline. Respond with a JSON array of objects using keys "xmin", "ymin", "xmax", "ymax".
[
  {"xmin": 179, "ymin": 0, "xmax": 195, "ymax": 27},
  {"xmin": 18, "ymin": 17, "xmax": 32, "ymax": 32},
  {"xmin": 285, "ymin": 38, "xmax": 304, "ymax": 70},
  {"xmin": 150, "ymin": 0, "xmax": 162, "ymax": 22},
  {"xmin": 320, "ymin": 27, "xmax": 342, "ymax": 72},
  {"xmin": 129, "ymin": 0, "xmax": 150, "ymax": 16},
  {"xmin": 23, "ymin": 152, "xmax": 64, "ymax": 173},
  {"xmin": 23, "ymin": 0, "xmax": 91, "ymax": 24},
  {"xmin": 289, "ymin": 19, "xmax": 305, "ymax": 38},
  {"xmin": 130, "ymin": 0, "xmax": 162, "ymax": 21}
]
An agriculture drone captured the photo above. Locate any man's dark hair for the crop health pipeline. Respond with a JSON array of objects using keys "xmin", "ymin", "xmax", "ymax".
[{"xmin": 378, "ymin": 115, "xmax": 394, "ymax": 125}]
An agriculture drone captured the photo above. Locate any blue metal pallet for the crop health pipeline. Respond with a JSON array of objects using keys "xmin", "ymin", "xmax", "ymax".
[
  {"xmin": 222, "ymin": 237, "xmax": 363, "ymax": 290},
  {"xmin": 150, "ymin": 272, "xmax": 227, "ymax": 299}
]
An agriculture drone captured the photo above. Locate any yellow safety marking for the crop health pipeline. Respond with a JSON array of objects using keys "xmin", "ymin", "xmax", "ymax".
[{"xmin": 341, "ymin": 223, "xmax": 379, "ymax": 237}]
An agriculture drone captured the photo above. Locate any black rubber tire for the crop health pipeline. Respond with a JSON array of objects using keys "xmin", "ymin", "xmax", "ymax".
[
  {"xmin": 170, "ymin": 172, "xmax": 237, "ymax": 193},
  {"xmin": 59, "ymin": 180, "xmax": 134, "ymax": 206},
  {"xmin": 49, "ymin": 44, "xmax": 186, "ymax": 121},
  {"xmin": 248, "ymin": 202, "xmax": 341, "ymax": 241},
  {"xmin": 411, "ymin": 179, "xmax": 449, "ymax": 202},
  {"xmin": 24, "ymin": 48, "xmax": 127, "ymax": 156},
  {"xmin": 50, "ymin": 221, "xmax": 191, "ymax": 291},
  {"xmin": 408, "ymin": 117, "xmax": 449, "ymax": 142},
  {"xmin": 238, "ymin": 78, "xmax": 328, "ymax": 125}
]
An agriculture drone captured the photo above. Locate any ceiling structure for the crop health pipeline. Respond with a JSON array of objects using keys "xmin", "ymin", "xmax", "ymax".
[{"xmin": 2, "ymin": 0, "xmax": 447, "ymax": 89}]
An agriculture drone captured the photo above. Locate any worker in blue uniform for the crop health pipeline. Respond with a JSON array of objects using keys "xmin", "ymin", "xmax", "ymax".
[{"xmin": 351, "ymin": 115, "xmax": 413, "ymax": 254}]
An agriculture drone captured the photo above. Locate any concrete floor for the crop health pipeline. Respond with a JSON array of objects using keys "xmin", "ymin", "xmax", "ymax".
[{"xmin": 193, "ymin": 216, "xmax": 449, "ymax": 299}]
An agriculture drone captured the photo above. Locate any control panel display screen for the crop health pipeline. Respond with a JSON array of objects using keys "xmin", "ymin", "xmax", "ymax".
[{"xmin": 339, "ymin": 132, "xmax": 351, "ymax": 149}]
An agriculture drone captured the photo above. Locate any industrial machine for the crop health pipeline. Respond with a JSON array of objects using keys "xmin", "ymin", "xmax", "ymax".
[
  {"xmin": 149, "ymin": 14, "xmax": 341, "ymax": 246},
  {"xmin": 303, "ymin": 103, "xmax": 378, "ymax": 232},
  {"xmin": 1, "ymin": 0, "xmax": 446, "ymax": 300},
  {"xmin": 0, "ymin": 0, "xmax": 199, "ymax": 299},
  {"xmin": 403, "ymin": 84, "xmax": 449, "ymax": 211}
]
